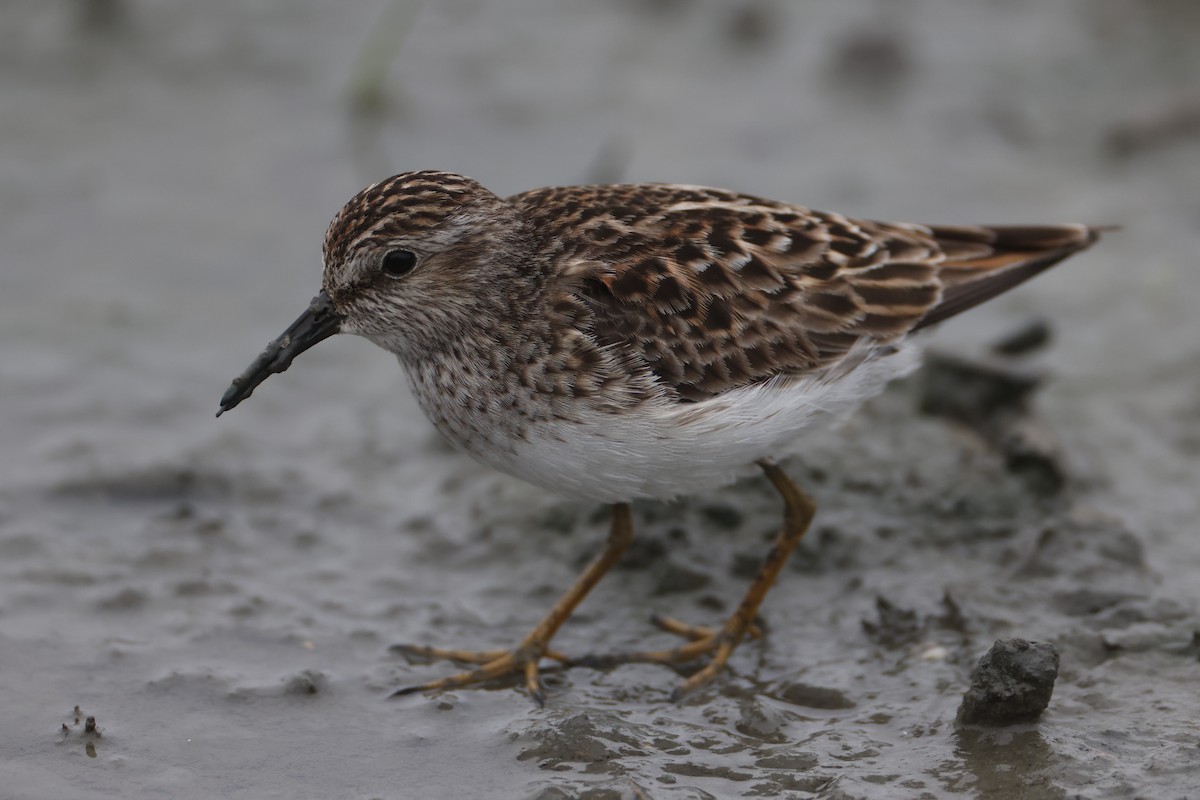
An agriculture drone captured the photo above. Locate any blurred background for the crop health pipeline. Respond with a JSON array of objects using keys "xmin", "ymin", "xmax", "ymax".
[{"xmin": 2, "ymin": 2, "xmax": 1199, "ymax": 798}]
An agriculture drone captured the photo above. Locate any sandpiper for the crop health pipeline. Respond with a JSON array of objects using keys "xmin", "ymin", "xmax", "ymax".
[{"xmin": 218, "ymin": 170, "xmax": 1103, "ymax": 704}]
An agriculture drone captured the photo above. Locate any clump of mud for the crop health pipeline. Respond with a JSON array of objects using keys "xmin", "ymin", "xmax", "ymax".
[{"xmin": 957, "ymin": 638, "xmax": 1060, "ymax": 726}]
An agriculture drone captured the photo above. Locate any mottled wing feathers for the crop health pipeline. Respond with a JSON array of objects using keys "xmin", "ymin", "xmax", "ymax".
[{"xmin": 514, "ymin": 183, "xmax": 1098, "ymax": 403}]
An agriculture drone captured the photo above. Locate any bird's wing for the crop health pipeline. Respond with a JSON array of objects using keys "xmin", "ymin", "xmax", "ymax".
[{"xmin": 521, "ymin": 183, "xmax": 1099, "ymax": 403}]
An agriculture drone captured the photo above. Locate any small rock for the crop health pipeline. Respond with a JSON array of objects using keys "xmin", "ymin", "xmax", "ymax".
[{"xmin": 957, "ymin": 639, "xmax": 1059, "ymax": 726}]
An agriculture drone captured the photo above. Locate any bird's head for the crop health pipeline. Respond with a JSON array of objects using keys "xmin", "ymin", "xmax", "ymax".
[{"xmin": 216, "ymin": 170, "xmax": 530, "ymax": 416}]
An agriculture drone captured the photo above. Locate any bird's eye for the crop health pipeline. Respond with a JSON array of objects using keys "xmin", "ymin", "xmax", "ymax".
[{"xmin": 381, "ymin": 249, "xmax": 417, "ymax": 277}]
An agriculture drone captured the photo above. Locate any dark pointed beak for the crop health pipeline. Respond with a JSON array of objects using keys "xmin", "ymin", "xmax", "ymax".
[{"xmin": 216, "ymin": 290, "xmax": 344, "ymax": 417}]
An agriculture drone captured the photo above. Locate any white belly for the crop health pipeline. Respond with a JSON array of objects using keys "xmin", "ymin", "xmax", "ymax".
[{"xmin": 465, "ymin": 341, "xmax": 922, "ymax": 503}]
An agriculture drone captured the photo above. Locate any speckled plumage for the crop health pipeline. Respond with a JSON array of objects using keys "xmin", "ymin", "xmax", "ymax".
[
  {"xmin": 315, "ymin": 170, "xmax": 1099, "ymax": 502},
  {"xmin": 219, "ymin": 169, "xmax": 1103, "ymax": 703}
]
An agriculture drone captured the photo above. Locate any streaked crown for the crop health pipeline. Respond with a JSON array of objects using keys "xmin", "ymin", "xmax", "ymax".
[{"xmin": 322, "ymin": 170, "xmax": 491, "ymax": 270}]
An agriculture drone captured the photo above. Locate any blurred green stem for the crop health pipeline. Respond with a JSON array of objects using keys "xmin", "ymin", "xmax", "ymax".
[{"xmin": 348, "ymin": 0, "xmax": 424, "ymax": 115}]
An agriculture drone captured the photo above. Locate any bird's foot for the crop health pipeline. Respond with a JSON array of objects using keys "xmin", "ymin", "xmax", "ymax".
[
  {"xmin": 573, "ymin": 613, "xmax": 762, "ymax": 702},
  {"xmin": 650, "ymin": 613, "xmax": 764, "ymax": 643},
  {"xmin": 389, "ymin": 504, "xmax": 636, "ymax": 708},
  {"xmin": 390, "ymin": 642, "xmax": 569, "ymax": 707}
]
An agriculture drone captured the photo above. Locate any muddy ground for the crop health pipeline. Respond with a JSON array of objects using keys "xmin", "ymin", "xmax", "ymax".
[{"xmin": 2, "ymin": 2, "xmax": 1199, "ymax": 798}]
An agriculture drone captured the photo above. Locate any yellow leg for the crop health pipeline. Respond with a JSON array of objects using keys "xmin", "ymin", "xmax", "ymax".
[
  {"xmin": 578, "ymin": 459, "xmax": 816, "ymax": 701},
  {"xmin": 391, "ymin": 503, "xmax": 634, "ymax": 706}
]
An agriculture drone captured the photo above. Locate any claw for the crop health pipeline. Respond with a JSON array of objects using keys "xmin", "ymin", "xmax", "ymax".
[
  {"xmin": 566, "ymin": 461, "xmax": 817, "ymax": 702},
  {"xmin": 387, "ymin": 503, "xmax": 635, "ymax": 706},
  {"xmin": 524, "ymin": 658, "xmax": 544, "ymax": 706}
]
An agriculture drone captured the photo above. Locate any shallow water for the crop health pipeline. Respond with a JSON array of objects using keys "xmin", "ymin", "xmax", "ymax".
[{"xmin": 3, "ymin": 1, "xmax": 1199, "ymax": 798}]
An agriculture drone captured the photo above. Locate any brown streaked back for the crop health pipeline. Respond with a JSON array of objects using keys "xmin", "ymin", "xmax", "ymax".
[{"xmin": 520, "ymin": 182, "xmax": 1103, "ymax": 403}]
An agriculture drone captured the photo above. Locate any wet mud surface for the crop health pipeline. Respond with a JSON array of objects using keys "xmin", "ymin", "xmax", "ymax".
[{"xmin": 2, "ymin": 2, "xmax": 1199, "ymax": 798}]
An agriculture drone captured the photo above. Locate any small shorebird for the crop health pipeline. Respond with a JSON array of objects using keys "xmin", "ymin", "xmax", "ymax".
[{"xmin": 218, "ymin": 170, "xmax": 1103, "ymax": 704}]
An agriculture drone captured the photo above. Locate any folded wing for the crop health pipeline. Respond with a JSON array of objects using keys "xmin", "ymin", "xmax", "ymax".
[{"xmin": 526, "ymin": 184, "xmax": 1101, "ymax": 403}]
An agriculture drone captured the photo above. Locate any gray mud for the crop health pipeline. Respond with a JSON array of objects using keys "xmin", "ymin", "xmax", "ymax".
[{"xmin": 2, "ymin": 2, "xmax": 1199, "ymax": 798}]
